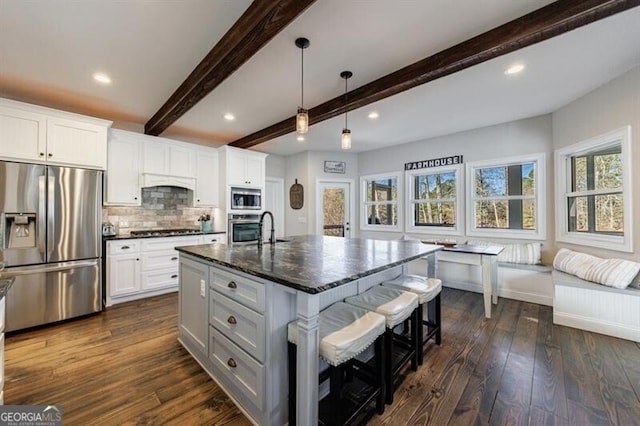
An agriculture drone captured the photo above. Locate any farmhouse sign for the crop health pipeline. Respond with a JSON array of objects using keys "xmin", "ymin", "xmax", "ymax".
[{"xmin": 405, "ymin": 155, "xmax": 463, "ymax": 170}]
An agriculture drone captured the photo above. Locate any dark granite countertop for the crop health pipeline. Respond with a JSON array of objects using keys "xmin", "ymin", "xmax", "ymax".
[
  {"xmin": 176, "ymin": 235, "xmax": 442, "ymax": 294},
  {"xmin": 104, "ymin": 230, "xmax": 226, "ymax": 241},
  {"xmin": 0, "ymin": 276, "xmax": 15, "ymax": 301}
]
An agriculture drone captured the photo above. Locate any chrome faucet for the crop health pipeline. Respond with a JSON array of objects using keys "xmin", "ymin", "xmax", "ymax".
[{"xmin": 258, "ymin": 211, "xmax": 275, "ymax": 248}]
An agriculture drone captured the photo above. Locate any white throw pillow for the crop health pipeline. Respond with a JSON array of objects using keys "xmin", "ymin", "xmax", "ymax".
[{"xmin": 553, "ymin": 248, "xmax": 640, "ymax": 289}]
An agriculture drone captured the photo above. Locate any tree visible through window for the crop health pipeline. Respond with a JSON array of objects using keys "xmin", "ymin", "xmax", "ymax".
[
  {"xmin": 361, "ymin": 175, "xmax": 399, "ymax": 228},
  {"xmin": 569, "ymin": 146, "xmax": 623, "ymax": 235},
  {"xmin": 473, "ymin": 163, "xmax": 536, "ymax": 230},
  {"xmin": 413, "ymin": 172, "xmax": 456, "ymax": 227}
]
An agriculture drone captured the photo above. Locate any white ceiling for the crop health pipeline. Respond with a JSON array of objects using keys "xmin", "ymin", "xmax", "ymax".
[{"xmin": 1, "ymin": 1, "xmax": 639, "ymax": 156}]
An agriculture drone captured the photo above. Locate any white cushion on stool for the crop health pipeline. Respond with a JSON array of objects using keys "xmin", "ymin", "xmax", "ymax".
[
  {"xmin": 345, "ymin": 286, "xmax": 418, "ymax": 329},
  {"xmin": 288, "ymin": 302, "xmax": 385, "ymax": 366},
  {"xmin": 382, "ymin": 274, "xmax": 442, "ymax": 304}
]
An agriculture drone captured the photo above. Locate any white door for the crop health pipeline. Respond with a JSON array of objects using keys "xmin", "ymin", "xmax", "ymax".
[
  {"xmin": 317, "ymin": 181, "xmax": 352, "ymax": 238},
  {"xmin": 264, "ymin": 178, "xmax": 285, "ymax": 239}
]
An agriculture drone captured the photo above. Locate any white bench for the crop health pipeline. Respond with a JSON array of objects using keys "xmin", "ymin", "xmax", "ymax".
[
  {"xmin": 553, "ymin": 269, "xmax": 640, "ymax": 342},
  {"xmin": 498, "ymin": 262, "xmax": 553, "ymax": 306}
]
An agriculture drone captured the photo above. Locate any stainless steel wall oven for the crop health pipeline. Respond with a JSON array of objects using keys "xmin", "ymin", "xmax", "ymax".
[{"xmin": 227, "ymin": 214, "xmax": 261, "ymax": 245}]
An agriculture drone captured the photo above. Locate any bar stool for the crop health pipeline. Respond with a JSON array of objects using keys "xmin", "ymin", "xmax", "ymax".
[
  {"xmin": 344, "ymin": 286, "xmax": 419, "ymax": 405},
  {"xmin": 382, "ymin": 274, "xmax": 442, "ymax": 365},
  {"xmin": 288, "ymin": 302, "xmax": 386, "ymax": 426}
]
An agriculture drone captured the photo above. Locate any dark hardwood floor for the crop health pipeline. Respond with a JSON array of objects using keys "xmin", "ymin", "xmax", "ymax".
[{"xmin": 5, "ymin": 288, "xmax": 640, "ymax": 425}]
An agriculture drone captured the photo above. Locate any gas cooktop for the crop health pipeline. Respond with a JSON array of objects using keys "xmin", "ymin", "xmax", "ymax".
[{"xmin": 129, "ymin": 228, "xmax": 201, "ymax": 237}]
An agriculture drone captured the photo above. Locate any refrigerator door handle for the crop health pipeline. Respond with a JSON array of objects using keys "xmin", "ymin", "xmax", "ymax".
[
  {"xmin": 47, "ymin": 173, "xmax": 55, "ymax": 261},
  {"xmin": 3, "ymin": 259, "xmax": 98, "ymax": 276},
  {"xmin": 38, "ymin": 175, "xmax": 47, "ymax": 259}
]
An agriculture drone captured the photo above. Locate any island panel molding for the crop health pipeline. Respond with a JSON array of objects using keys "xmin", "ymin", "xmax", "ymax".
[{"xmin": 229, "ymin": 0, "xmax": 639, "ymax": 149}]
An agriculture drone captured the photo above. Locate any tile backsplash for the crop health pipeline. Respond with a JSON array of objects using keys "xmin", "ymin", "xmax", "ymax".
[{"xmin": 103, "ymin": 186, "xmax": 215, "ymax": 235}]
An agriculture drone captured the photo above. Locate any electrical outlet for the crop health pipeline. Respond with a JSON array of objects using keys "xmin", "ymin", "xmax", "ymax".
[{"xmin": 200, "ymin": 279, "xmax": 205, "ymax": 297}]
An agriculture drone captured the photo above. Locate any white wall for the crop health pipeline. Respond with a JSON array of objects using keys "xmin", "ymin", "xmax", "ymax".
[
  {"xmin": 266, "ymin": 154, "xmax": 286, "ymax": 178},
  {"xmin": 282, "ymin": 151, "xmax": 359, "ymax": 236},
  {"xmin": 358, "ymin": 115, "xmax": 554, "ymax": 262},
  {"xmin": 552, "ymin": 65, "xmax": 640, "ymax": 261}
]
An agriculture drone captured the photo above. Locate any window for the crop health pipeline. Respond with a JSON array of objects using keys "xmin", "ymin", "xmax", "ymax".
[
  {"xmin": 555, "ymin": 126, "xmax": 632, "ymax": 252},
  {"xmin": 466, "ymin": 153, "xmax": 546, "ymax": 240},
  {"xmin": 406, "ymin": 164, "xmax": 463, "ymax": 235},
  {"xmin": 360, "ymin": 173, "xmax": 401, "ymax": 231}
]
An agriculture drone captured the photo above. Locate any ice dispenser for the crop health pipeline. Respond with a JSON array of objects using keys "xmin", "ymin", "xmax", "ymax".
[{"xmin": 3, "ymin": 213, "xmax": 37, "ymax": 249}]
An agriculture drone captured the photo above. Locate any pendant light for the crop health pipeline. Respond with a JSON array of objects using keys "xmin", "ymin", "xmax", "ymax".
[
  {"xmin": 295, "ymin": 37, "xmax": 310, "ymax": 135},
  {"xmin": 340, "ymin": 70, "xmax": 352, "ymax": 150}
]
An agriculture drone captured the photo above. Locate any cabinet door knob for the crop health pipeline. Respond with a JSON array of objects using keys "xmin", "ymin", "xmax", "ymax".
[
  {"xmin": 39, "ymin": 152, "xmax": 45, "ymax": 157},
  {"xmin": 171, "ymin": 256, "xmax": 178, "ymax": 261},
  {"xmin": 227, "ymin": 315, "xmax": 237, "ymax": 325},
  {"xmin": 121, "ymin": 245, "xmax": 130, "ymax": 249},
  {"xmin": 171, "ymin": 274, "xmax": 178, "ymax": 279},
  {"xmin": 227, "ymin": 358, "xmax": 237, "ymax": 368},
  {"xmin": 48, "ymin": 153, "xmax": 53, "ymax": 157},
  {"xmin": 136, "ymin": 258, "xmax": 140, "ymax": 261},
  {"xmin": 134, "ymin": 197, "xmax": 138, "ymax": 200},
  {"xmin": 197, "ymin": 199, "xmax": 200, "ymax": 202},
  {"xmin": 227, "ymin": 281, "xmax": 237, "ymax": 289}
]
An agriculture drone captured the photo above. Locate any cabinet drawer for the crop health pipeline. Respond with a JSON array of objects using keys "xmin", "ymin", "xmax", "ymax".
[
  {"xmin": 141, "ymin": 236, "xmax": 201, "ymax": 251},
  {"xmin": 107, "ymin": 240, "xmax": 140, "ymax": 255},
  {"xmin": 141, "ymin": 269, "xmax": 178, "ymax": 291},
  {"xmin": 210, "ymin": 269, "xmax": 265, "ymax": 312},
  {"xmin": 210, "ymin": 291, "xmax": 265, "ymax": 362},
  {"xmin": 209, "ymin": 326, "xmax": 264, "ymax": 410},
  {"xmin": 141, "ymin": 250, "xmax": 179, "ymax": 271}
]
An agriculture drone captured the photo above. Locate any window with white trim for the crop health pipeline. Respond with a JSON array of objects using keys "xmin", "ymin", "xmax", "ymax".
[
  {"xmin": 406, "ymin": 164, "xmax": 463, "ymax": 235},
  {"xmin": 466, "ymin": 153, "xmax": 546, "ymax": 240},
  {"xmin": 360, "ymin": 173, "xmax": 401, "ymax": 231},
  {"xmin": 555, "ymin": 126, "xmax": 632, "ymax": 252}
]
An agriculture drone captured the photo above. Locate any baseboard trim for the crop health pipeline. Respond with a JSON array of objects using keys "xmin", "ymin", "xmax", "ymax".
[{"xmin": 553, "ymin": 312, "xmax": 640, "ymax": 343}]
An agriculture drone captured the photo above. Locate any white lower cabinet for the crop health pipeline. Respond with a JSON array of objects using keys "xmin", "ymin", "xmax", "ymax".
[
  {"xmin": 178, "ymin": 256, "xmax": 294, "ymax": 425},
  {"xmin": 106, "ymin": 235, "xmax": 220, "ymax": 306}
]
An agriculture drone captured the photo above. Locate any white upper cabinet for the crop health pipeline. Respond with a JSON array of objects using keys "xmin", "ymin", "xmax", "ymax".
[
  {"xmin": 104, "ymin": 129, "xmax": 141, "ymax": 206},
  {"xmin": 142, "ymin": 139, "xmax": 196, "ymax": 178},
  {"xmin": 195, "ymin": 149, "xmax": 219, "ymax": 207},
  {"xmin": 221, "ymin": 146, "xmax": 267, "ymax": 188},
  {"xmin": 0, "ymin": 98, "xmax": 111, "ymax": 169}
]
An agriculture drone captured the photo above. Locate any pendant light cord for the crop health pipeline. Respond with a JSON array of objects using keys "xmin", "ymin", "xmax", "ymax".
[
  {"xmin": 301, "ymin": 47, "xmax": 304, "ymax": 108},
  {"xmin": 344, "ymin": 76, "xmax": 348, "ymax": 128}
]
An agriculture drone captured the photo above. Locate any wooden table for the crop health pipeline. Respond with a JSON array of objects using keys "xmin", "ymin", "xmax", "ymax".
[{"xmin": 437, "ymin": 244, "xmax": 504, "ymax": 319}]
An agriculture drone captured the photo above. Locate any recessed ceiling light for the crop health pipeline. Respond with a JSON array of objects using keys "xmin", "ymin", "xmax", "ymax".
[
  {"xmin": 223, "ymin": 113, "xmax": 235, "ymax": 121},
  {"xmin": 296, "ymin": 135, "xmax": 305, "ymax": 142},
  {"xmin": 368, "ymin": 111, "xmax": 379, "ymax": 119},
  {"xmin": 504, "ymin": 64, "xmax": 525, "ymax": 75},
  {"xmin": 92, "ymin": 72, "xmax": 111, "ymax": 84}
]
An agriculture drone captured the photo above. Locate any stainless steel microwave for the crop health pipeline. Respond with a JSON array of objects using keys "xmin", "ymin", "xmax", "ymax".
[
  {"xmin": 228, "ymin": 214, "xmax": 261, "ymax": 245},
  {"xmin": 230, "ymin": 187, "xmax": 262, "ymax": 210}
]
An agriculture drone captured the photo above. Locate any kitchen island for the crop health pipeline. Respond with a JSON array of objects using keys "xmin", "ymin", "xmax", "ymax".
[{"xmin": 176, "ymin": 235, "xmax": 442, "ymax": 425}]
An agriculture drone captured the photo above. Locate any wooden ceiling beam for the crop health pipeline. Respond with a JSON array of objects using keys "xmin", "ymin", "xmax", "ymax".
[
  {"xmin": 229, "ymin": 0, "xmax": 639, "ymax": 149},
  {"xmin": 145, "ymin": 0, "xmax": 316, "ymax": 136}
]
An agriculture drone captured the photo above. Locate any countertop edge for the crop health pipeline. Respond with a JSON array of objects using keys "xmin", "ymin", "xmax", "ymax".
[
  {"xmin": 104, "ymin": 231, "xmax": 226, "ymax": 241},
  {"xmin": 176, "ymin": 245, "xmax": 442, "ymax": 294}
]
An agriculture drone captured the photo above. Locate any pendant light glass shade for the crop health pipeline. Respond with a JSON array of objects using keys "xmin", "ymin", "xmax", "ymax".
[
  {"xmin": 340, "ymin": 70, "xmax": 353, "ymax": 150},
  {"xmin": 295, "ymin": 38, "xmax": 310, "ymax": 135},
  {"xmin": 341, "ymin": 129, "xmax": 352, "ymax": 150},
  {"xmin": 296, "ymin": 107, "xmax": 309, "ymax": 134}
]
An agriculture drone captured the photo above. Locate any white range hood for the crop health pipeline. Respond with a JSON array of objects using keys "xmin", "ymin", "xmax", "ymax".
[{"xmin": 139, "ymin": 173, "xmax": 196, "ymax": 191}]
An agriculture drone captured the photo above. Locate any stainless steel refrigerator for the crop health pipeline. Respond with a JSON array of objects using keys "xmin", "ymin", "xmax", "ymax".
[{"xmin": 0, "ymin": 160, "xmax": 102, "ymax": 332}]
